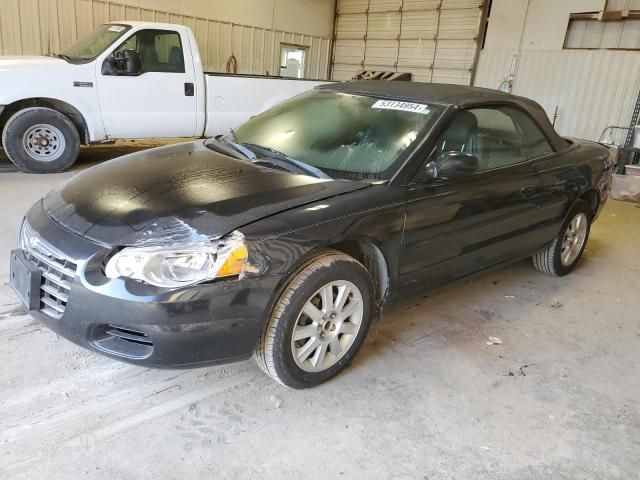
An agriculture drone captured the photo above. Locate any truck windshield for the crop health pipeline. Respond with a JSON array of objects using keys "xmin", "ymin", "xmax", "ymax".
[
  {"xmin": 61, "ymin": 24, "xmax": 131, "ymax": 62},
  {"xmin": 218, "ymin": 90, "xmax": 443, "ymax": 181}
]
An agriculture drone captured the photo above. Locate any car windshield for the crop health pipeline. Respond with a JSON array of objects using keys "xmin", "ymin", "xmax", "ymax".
[
  {"xmin": 61, "ymin": 24, "xmax": 131, "ymax": 61},
  {"xmin": 213, "ymin": 90, "xmax": 443, "ymax": 181}
]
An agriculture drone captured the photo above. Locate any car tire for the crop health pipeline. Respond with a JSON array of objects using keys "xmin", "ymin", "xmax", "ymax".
[
  {"xmin": 532, "ymin": 200, "xmax": 592, "ymax": 277},
  {"xmin": 2, "ymin": 107, "xmax": 80, "ymax": 173},
  {"xmin": 254, "ymin": 251, "xmax": 373, "ymax": 389}
]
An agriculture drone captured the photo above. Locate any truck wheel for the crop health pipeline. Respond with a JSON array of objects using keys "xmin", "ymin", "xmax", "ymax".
[
  {"xmin": 2, "ymin": 107, "xmax": 80, "ymax": 173},
  {"xmin": 532, "ymin": 200, "xmax": 591, "ymax": 276},
  {"xmin": 254, "ymin": 252, "xmax": 373, "ymax": 389}
]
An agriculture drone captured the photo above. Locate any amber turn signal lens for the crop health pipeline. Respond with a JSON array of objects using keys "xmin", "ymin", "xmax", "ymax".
[{"xmin": 217, "ymin": 244, "xmax": 248, "ymax": 277}]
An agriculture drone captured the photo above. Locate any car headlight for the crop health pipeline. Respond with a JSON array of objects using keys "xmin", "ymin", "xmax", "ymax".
[{"xmin": 104, "ymin": 233, "xmax": 248, "ymax": 288}]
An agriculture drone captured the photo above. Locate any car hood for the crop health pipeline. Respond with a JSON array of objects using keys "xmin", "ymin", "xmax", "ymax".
[
  {"xmin": 43, "ymin": 141, "xmax": 370, "ymax": 246},
  {"xmin": 0, "ymin": 56, "xmax": 69, "ymax": 70}
]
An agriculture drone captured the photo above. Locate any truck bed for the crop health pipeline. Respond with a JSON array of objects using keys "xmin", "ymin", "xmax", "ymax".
[{"xmin": 203, "ymin": 74, "xmax": 331, "ymax": 137}]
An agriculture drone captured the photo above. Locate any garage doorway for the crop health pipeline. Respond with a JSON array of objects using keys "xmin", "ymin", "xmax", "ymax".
[{"xmin": 331, "ymin": 0, "xmax": 487, "ymax": 84}]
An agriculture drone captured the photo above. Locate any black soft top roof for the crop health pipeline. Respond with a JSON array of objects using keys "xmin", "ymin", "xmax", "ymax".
[
  {"xmin": 318, "ymin": 80, "xmax": 510, "ymax": 106},
  {"xmin": 317, "ymin": 81, "xmax": 568, "ymax": 151}
]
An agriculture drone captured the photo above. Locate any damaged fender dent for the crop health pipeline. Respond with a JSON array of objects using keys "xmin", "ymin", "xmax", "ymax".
[{"xmin": 127, "ymin": 217, "xmax": 213, "ymax": 247}]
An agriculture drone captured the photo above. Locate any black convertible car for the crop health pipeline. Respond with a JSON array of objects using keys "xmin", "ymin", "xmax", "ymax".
[{"xmin": 10, "ymin": 82, "xmax": 613, "ymax": 388}]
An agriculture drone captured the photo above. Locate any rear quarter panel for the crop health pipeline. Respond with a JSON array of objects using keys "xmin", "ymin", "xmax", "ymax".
[{"xmin": 533, "ymin": 139, "xmax": 611, "ymax": 234}]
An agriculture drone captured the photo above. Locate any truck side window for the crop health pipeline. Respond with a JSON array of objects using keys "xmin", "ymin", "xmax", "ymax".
[{"xmin": 113, "ymin": 29, "xmax": 185, "ymax": 73}]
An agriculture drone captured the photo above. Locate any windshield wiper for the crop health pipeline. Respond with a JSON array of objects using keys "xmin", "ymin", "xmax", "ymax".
[
  {"xmin": 241, "ymin": 143, "xmax": 331, "ymax": 179},
  {"xmin": 51, "ymin": 53, "xmax": 74, "ymax": 61},
  {"xmin": 206, "ymin": 137, "xmax": 256, "ymax": 161}
]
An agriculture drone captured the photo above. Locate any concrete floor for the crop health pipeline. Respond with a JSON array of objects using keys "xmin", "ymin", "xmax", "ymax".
[{"xmin": 0, "ymin": 146, "xmax": 639, "ymax": 480}]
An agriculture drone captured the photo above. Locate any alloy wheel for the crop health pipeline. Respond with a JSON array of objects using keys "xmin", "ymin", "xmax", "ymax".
[{"xmin": 291, "ymin": 280, "xmax": 364, "ymax": 372}]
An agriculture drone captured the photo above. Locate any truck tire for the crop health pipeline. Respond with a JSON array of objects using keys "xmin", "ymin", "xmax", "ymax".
[
  {"xmin": 532, "ymin": 200, "xmax": 592, "ymax": 276},
  {"xmin": 2, "ymin": 107, "xmax": 80, "ymax": 173},
  {"xmin": 254, "ymin": 251, "xmax": 373, "ymax": 389}
]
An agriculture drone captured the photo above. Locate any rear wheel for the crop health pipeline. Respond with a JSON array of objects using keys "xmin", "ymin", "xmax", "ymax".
[
  {"xmin": 254, "ymin": 252, "xmax": 373, "ymax": 389},
  {"xmin": 2, "ymin": 107, "xmax": 80, "ymax": 173},
  {"xmin": 532, "ymin": 200, "xmax": 591, "ymax": 276}
]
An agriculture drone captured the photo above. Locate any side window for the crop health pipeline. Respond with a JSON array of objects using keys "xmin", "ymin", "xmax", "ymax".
[
  {"xmin": 468, "ymin": 107, "xmax": 527, "ymax": 171},
  {"xmin": 509, "ymin": 109, "xmax": 554, "ymax": 159},
  {"xmin": 113, "ymin": 30, "xmax": 185, "ymax": 73},
  {"xmin": 432, "ymin": 106, "xmax": 552, "ymax": 172}
]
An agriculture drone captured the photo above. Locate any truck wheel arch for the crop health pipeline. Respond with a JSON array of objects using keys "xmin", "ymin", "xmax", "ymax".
[{"xmin": 0, "ymin": 97, "xmax": 90, "ymax": 145}]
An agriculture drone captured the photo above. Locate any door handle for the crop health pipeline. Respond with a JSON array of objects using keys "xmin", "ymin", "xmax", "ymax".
[
  {"xmin": 184, "ymin": 82, "xmax": 194, "ymax": 96},
  {"xmin": 519, "ymin": 186, "xmax": 536, "ymax": 198}
]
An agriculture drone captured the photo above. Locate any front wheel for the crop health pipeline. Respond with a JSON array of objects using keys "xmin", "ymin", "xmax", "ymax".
[
  {"xmin": 2, "ymin": 107, "xmax": 80, "ymax": 173},
  {"xmin": 254, "ymin": 252, "xmax": 373, "ymax": 389},
  {"xmin": 532, "ymin": 200, "xmax": 592, "ymax": 276}
]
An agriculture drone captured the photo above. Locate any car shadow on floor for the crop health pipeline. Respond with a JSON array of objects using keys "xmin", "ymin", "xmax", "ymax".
[{"xmin": 346, "ymin": 255, "xmax": 575, "ymax": 375}]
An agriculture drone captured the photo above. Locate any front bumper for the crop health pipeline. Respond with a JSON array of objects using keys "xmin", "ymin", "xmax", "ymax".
[{"xmin": 13, "ymin": 201, "xmax": 284, "ymax": 368}]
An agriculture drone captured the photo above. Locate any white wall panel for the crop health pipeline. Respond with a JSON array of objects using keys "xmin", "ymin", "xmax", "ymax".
[
  {"xmin": 398, "ymin": 38, "xmax": 435, "ymax": 67},
  {"xmin": 474, "ymin": 49, "xmax": 640, "ymax": 141},
  {"xmin": 338, "ymin": 0, "xmax": 369, "ymax": 14},
  {"xmin": 438, "ymin": 8, "xmax": 482, "ymax": 39},
  {"xmin": 403, "ymin": 0, "xmax": 440, "ymax": 11},
  {"xmin": 335, "ymin": 13, "xmax": 367, "ymax": 39},
  {"xmin": 334, "ymin": 39, "xmax": 366, "ymax": 63},
  {"xmin": 401, "ymin": 10, "xmax": 438, "ymax": 39},
  {"xmin": 369, "ymin": 0, "xmax": 402, "ymax": 12},
  {"xmin": 441, "ymin": 0, "xmax": 483, "ymax": 9},
  {"xmin": 364, "ymin": 39, "xmax": 398, "ymax": 66},
  {"xmin": 432, "ymin": 68, "xmax": 471, "ymax": 84},
  {"xmin": 367, "ymin": 12, "xmax": 401, "ymax": 39},
  {"xmin": 0, "ymin": 0, "xmax": 332, "ymax": 79}
]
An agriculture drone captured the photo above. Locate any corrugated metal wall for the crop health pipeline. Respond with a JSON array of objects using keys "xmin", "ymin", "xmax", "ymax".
[
  {"xmin": 331, "ymin": 0, "xmax": 485, "ymax": 84},
  {"xmin": 474, "ymin": 49, "xmax": 640, "ymax": 141},
  {"xmin": 0, "ymin": 0, "xmax": 332, "ymax": 79}
]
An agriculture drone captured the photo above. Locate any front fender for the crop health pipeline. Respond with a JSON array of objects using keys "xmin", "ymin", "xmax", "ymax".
[{"xmin": 0, "ymin": 62, "xmax": 106, "ymax": 141}]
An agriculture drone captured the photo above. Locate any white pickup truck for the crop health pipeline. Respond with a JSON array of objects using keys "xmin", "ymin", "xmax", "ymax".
[{"xmin": 0, "ymin": 22, "xmax": 329, "ymax": 173}]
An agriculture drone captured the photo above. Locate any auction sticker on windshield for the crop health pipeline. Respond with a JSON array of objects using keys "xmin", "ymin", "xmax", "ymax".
[
  {"xmin": 372, "ymin": 100, "xmax": 430, "ymax": 114},
  {"xmin": 108, "ymin": 25, "xmax": 126, "ymax": 32}
]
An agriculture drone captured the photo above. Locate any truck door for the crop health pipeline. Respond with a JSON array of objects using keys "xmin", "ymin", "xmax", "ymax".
[{"xmin": 96, "ymin": 27, "xmax": 198, "ymax": 139}]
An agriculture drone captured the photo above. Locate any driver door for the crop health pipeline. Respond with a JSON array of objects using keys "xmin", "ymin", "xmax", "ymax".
[
  {"xmin": 398, "ymin": 106, "xmax": 544, "ymax": 293},
  {"xmin": 96, "ymin": 28, "xmax": 198, "ymax": 139}
]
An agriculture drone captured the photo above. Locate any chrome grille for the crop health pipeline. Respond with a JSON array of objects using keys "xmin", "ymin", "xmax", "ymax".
[{"xmin": 20, "ymin": 221, "xmax": 78, "ymax": 319}]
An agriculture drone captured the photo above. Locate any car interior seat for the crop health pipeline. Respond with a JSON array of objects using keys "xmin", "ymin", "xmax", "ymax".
[{"xmin": 440, "ymin": 110, "xmax": 483, "ymax": 167}]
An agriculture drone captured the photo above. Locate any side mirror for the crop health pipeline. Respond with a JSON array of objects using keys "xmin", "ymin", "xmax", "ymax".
[
  {"xmin": 102, "ymin": 49, "xmax": 142, "ymax": 76},
  {"xmin": 426, "ymin": 151, "xmax": 479, "ymax": 180}
]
